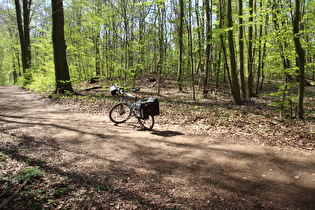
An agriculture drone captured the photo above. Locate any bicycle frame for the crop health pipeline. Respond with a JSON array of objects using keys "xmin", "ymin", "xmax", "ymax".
[
  {"xmin": 117, "ymin": 89, "xmax": 137, "ymax": 112},
  {"xmin": 109, "ymin": 85, "xmax": 155, "ymax": 130},
  {"xmin": 111, "ymin": 85, "xmax": 140, "ymax": 118}
]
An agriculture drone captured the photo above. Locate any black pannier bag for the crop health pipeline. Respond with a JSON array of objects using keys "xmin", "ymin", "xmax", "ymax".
[
  {"xmin": 110, "ymin": 86, "xmax": 119, "ymax": 96},
  {"xmin": 139, "ymin": 97, "xmax": 160, "ymax": 119}
]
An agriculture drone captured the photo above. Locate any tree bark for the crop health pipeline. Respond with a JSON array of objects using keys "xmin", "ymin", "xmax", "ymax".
[
  {"xmin": 188, "ymin": 0, "xmax": 196, "ymax": 100},
  {"xmin": 203, "ymin": 0, "xmax": 212, "ymax": 97},
  {"xmin": 23, "ymin": 0, "xmax": 31, "ymax": 69},
  {"xmin": 94, "ymin": 0, "xmax": 102, "ymax": 76},
  {"xmin": 14, "ymin": 0, "xmax": 32, "ymax": 74},
  {"xmin": 51, "ymin": 0, "xmax": 73, "ymax": 94},
  {"xmin": 238, "ymin": 0, "xmax": 246, "ymax": 98},
  {"xmin": 177, "ymin": 0, "xmax": 184, "ymax": 91},
  {"xmin": 256, "ymin": 0, "xmax": 266, "ymax": 94},
  {"xmin": 227, "ymin": 0, "xmax": 243, "ymax": 105},
  {"xmin": 247, "ymin": 0, "xmax": 255, "ymax": 97},
  {"xmin": 157, "ymin": 2, "xmax": 166, "ymax": 95},
  {"xmin": 293, "ymin": 0, "xmax": 305, "ymax": 119},
  {"xmin": 218, "ymin": 0, "xmax": 230, "ymax": 85},
  {"xmin": 195, "ymin": 0, "xmax": 204, "ymax": 82}
]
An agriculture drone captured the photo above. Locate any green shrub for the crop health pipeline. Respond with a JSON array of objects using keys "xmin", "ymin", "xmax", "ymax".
[{"xmin": 15, "ymin": 166, "xmax": 43, "ymax": 183}]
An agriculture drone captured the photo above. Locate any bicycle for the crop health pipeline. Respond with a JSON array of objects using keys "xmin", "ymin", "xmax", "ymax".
[{"xmin": 108, "ymin": 84, "xmax": 159, "ymax": 130}]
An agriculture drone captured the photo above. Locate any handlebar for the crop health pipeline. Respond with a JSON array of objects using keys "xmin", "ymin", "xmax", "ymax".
[
  {"xmin": 125, "ymin": 92, "xmax": 137, "ymax": 99},
  {"xmin": 110, "ymin": 84, "xmax": 139, "ymax": 100}
]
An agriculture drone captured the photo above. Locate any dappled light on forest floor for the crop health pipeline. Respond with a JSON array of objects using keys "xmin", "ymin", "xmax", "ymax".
[
  {"xmin": 65, "ymin": 80, "xmax": 315, "ymax": 151},
  {"xmin": 1, "ymin": 85, "xmax": 315, "ymax": 209}
]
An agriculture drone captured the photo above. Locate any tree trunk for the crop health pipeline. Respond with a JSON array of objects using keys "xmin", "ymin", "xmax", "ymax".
[
  {"xmin": 94, "ymin": 0, "xmax": 102, "ymax": 76},
  {"xmin": 256, "ymin": 0, "xmax": 266, "ymax": 94},
  {"xmin": 247, "ymin": 0, "xmax": 255, "ymax": 97},
  {"xmin": 23, "ymin": 0, "xmax": 31, "ymax": 69},
  {"xmin": 293, "ymin": 0, "xmax": 305, "ymax": 119},
  {"xmin": 238, "ymin": 0, "xmax": 246, "ymax": 98},
  {"xmin": 157, "ymin": 2, "xmax": 166, "ymax": 95},
  {"xmin": 95, "ymin": 33, "xmax": 101, "ymax": 76},
  {"xmin": 51, "ymin": 0, "xmax": 73, "ymax": 94},
  {"xmin": 14, "ymin": 0, "xmax": 32, "ymax": 75},
  {"xmin": 188, "ymin": 0, "xmax": 195, "ymax": 100},
  {"xmin": 195, "ymin": 0, "xmax": 204, "ymax": 82},
  {"xmin": 203, "ymin": 0, "xmax": 212, "ymax": 97},
  {"xmin": 227, "ymin": 0, "xmax": 243, "ymax": 105},
  {"xmin": 177, "ymin": 0, "xmax": 184, "ymax": 91},
  {"xmin": 219, "ymin": 0, "xmax": 230, "ymax": 86}
]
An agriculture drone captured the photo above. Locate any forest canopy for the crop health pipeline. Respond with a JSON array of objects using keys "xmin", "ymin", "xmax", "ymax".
[{"xmin": 0, "ymin": 0, "xmax": 314, "ymax": 113}]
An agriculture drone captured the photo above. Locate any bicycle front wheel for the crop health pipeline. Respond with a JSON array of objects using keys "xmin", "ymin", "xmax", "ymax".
[
  {"xmin": 109, "ymin": 103, "xmax": 132, "ymax": 124},
  {"xmin": 138, "ymin": 115, "xmax": 154, "ymax": 130}
]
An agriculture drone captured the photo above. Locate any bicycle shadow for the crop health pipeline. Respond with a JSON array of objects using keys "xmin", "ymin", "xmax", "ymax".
[{"xmin": 150, "ymin": 130, "xmax": 184, "ymax": 137}]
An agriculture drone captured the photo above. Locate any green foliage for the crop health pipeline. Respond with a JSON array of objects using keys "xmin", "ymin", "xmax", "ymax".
[
  {"xmin": 0, "ymin": 152, "xmax": 6, "ymax": 163},
  {"xmin": 25, "ymin": 33, "xmax": 55, "ymax": 92},
  {"xmin": 20, "ymin": 71, "xmax": 33, "ymax": 87},
  {"xmin": 267, "ymin": 82, "xmax": 298, "ymax": 118},
  {"xmin": 47, "ymin": 199, "xmax": 58, "ymax": 206},
  {"xmin": 0, "ymin": 0, "xmax": 314, "ymax": 116},
  {"xmin": 95, "ymin": 184, "xmax": 106, "ymax": 191},
  {"xmin": 52, "ymin": 188, "xmax": 68, "ymax": 197},
  {"xmin": 15, "ymin": 166, "xmax": 43, "ymax": 183},
  {"xmin": 29, "ymin": 189, "xmax": 46, "ymax": 199},
  {"xmin": 26, "ymin": 71, "xmax": 55, "ymax": 93}
]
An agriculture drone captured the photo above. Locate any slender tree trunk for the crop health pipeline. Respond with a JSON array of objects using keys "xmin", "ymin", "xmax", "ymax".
[
  {"xmin": 188, "ymin": 0, "xmax": 195, "ymax": 100},
  {"xmin": 256, "ymin": 0, "xmax": 266, "ymax": 94},
  {"xmin": 219, "ymin": 0, "xmax": 230, "ymax": 86},
  {"xmin": 14, "ymin": 0, "xmax": 32, "ymax": 75},
  {"xmin": 313, "ymin": 55, "xmax": 315, "ymax": 80},
  {"xmin": 15, "ymin": 0, "xmax": 25, "ymax": 71},
  {"xmin": 157, "ymin": 2, "xmax": 166, "ymax": 95},
  {"xmin": 94, "ymin": 0, "xmax": 102, "ymax": 76},
  {"xmin": 177, "ymin": 0, "xmax": 184, "ymax": 91},
  {"xmin": 120, "ymin": 0, "xmax": 131, "ymax": 83},
  {"xmin": 51, "ymin": 0, "xmax": 73, "ymax": 94},
  {"xmin": 203, "ymin": 0, "xmax": 212, "ymax": 97},
  {"xmin": 215, "ymin": 48, "xmax": 222, "ymax": 87},
  {"xmin": 227, "ymin": 0, "xmax": 243, "ymax": 105},
  {"xmin": 247, "ymin": 0, "xmax": 255, "ymax": 97},
  {"xmin": 195, "ymin": 0, "xmax": 204, "ymax": 81},
  {"xmin": 23, "ymin": 0, "xmax": 31, "ymax": 71},
  {"xmin": 293, "ymin": 0, "xmax": 305, "ymax": 119},
  {"xmin": 259, "ymin": 40, "xmax": 267, "ymax": 91},
  {"xmin": 95, "ymin": 33, "xmax": 101, "ymax": 76},
  {"xmin": 238, "ymin": 0, "xmax": 246, "ymax": 98}
]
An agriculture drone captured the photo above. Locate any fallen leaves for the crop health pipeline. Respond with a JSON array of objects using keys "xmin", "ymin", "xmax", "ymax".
[{"xmin": 51, "ymin": 81, "xmax": 315, "ymax": 151}]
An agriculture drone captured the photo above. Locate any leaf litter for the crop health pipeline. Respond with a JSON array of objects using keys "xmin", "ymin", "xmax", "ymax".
[
  {"xmin": 1, "ymin": 81, "xmax": 315, "ymax": 209},
  {"xmin": 64, "ymin": 80, "xmax": 315, "ymax": 151}
]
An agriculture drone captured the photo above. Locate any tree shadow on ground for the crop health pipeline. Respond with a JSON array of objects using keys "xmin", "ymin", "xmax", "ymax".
[
  {"xmin": 1, "ymin": 115, "xmax": 315, "ymax": 209},
  {"xmin": 1, "ymin": 86, "xmax": 315, "ymax": 209}
]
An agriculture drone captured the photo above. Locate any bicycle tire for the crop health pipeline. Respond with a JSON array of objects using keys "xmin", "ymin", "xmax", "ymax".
[
  {"xmin": 138, "ymin": 115, "xmax": 154, "ymax": 130},
  {"xmin": 109, "ymin": 103, "xmax": 132, "ymax": 124}
]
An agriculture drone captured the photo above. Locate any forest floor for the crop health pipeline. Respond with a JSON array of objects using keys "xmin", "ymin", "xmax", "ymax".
[{"xmin": 0, "ymin": 81, "xmax": 315, "ymax": 209}]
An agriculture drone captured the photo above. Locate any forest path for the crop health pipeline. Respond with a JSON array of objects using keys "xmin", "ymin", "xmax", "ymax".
[{"xmin": 1, "ymin": 85, "xmax": 315, "ymax": 209}]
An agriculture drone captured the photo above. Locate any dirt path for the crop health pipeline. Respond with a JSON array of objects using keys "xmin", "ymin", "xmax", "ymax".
[{"xmin": 1, "ymin": 85, "xmax": 315, "ymax": 209}]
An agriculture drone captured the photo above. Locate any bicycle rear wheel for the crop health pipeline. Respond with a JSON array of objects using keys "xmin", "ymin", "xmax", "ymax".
[
  {"xmin": 109, "ymin": 103, "xmax": 132, "ymax": 124},
  {"xmin": 138, "ymin": 115, "xmax": 154, "ymax": 130}
]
